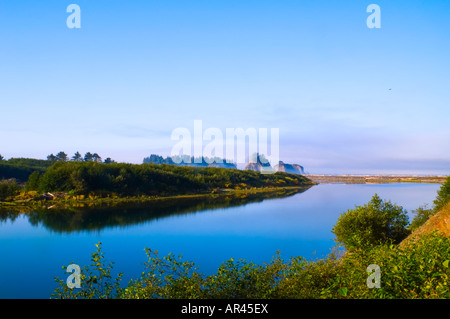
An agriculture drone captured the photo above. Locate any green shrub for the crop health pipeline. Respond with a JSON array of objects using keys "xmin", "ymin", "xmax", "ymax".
[
  {"xmin": 275, "ymin": 252, "xmax": 341, "ymax": 298},
  {"xmin": 25, "ymin": 171, "xmax": 41, "ymax": 191},
  {"xmin": 52, "ymin": 233, "xmax": 450, "ymax": 299},
  {"xmin": 52, "ymin": 242, "xmax": 124, "ymax": 299},
  {"xmin": 332, "ymin": 194, "xmax": 410, "ymax": 250},
  {"xmin": 434, "ymin": 176, "xmax": 450, "ymax": 212},
  {"xmin": 0, "ymin": 179, "xmax": 21, "ymax": 201},
  {"xmin": 409, "ymin": 205, "xmax": 436, "ymax": 232},
  {"xmin": 326, "ymin": 232, "xmax": 450, "ymax": 299},
  {"xmin": 202, "ymin": 252, "xmax": 290, "ymax": 299},
  {"xmin": 121, "ymin": 248, "xmax": 206, "ymax": 299}
]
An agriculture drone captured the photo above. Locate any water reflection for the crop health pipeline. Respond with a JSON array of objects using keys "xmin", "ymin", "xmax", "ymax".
[{"xmin": 0, "ymin": 187, "xmax": 312, "ymax": 233}]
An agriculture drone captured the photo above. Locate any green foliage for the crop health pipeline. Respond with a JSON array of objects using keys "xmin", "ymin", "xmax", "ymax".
[
  {"xmin": 409, "ymin": 205, "xmax": 435, "ymax": 232},
  {"xmin": 92, "ymin": 153, "xmax": 102, "ymax": 163},
  {"xmin": 26, "ymin": 171, "xmax": 41, "ymax": 191},
  {"xmin": 0, "ymin": 158, "xmax": 51, "ymax": 182},
  {"xmin": 35, "ymin": 161, "xmax": 313, "ymax": 197},
  {"xmin": 52, "ymin": 242, "xmax": 124, "ymax": 299},
  {"xmin": 104, "ymin": 157, "xmax": 114, "ymax": 164},
  {"xmin": 52, "ymin": 232, "xmax": 450, "ymax": 299},
  {"xmin": 406, "ymin": 178, "xmax": 450, "ymax": 230},
  {"xmin": 56, "ymin": 152, "xmax": 68, "ymax": 162},
  {"xmin": 326, "ymin": 232, "xmax": 450, "ymax": 299},
  {"xmin": 72, "ymin": 152, "xmax": 83, "ymax": 162},
  {"xmin": 122, "ymin": 248, "xmax": 206, "ymax": 299},
  {"xmin": 273, "ymin": 252, "xmax": 341, "ymax": 298},
  {"xmin": 434, "ymin": 176, "xmax": 450, "ymax": 212},
  {"xmin": 0, "ymin": 179, "xmax": 22, "ymax": 201},
  {"xmin": 332, "ymin": 194, "xmax": 410, "ymax": 250},
  {"xmin": 84, "ymin": 152, "xmax": 94, "ymax": 162},
  {"xmin": 202, "ymin": 252, "xmax": 291, "ymax": 299}
]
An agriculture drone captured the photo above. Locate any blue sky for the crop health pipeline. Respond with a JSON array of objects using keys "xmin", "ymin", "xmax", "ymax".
[{"xmin": 0, "ymin": 0, "xmax": 449, "ymax": 174}]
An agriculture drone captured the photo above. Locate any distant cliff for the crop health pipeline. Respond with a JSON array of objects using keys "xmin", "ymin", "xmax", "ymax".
[
  {"xmin": 143, "ymin": 154, "xmax": 237, "ymax": 169},
  {"xmin": 244, "ymin": 154, "xmax": 305, "ymax": 175},
  {"xmin": 145, "ymin": 154, "xmax": 305, "ymax": 175},
  {"xmin": 244, "ymin": 153, "xmax": 272, "ymax": 172},
  {"xmin": 274, "ymin": 161, "xmax": 305, "ymax": 175}
]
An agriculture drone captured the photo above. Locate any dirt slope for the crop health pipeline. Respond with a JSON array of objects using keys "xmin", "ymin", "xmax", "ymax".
[{"xmin": 401, "ymin": 202, "xmax": 450, "ymax": 246}]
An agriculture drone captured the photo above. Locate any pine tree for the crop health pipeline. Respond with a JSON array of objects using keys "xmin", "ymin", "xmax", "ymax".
[
  {"xmin": 72, "ymin": 152, "xmax": 83, "ymax": 162},
  {"xmin": 84, "ymin": 152, "xmax": 93, "ymax": 162},
  {"xmin": 92, "ymin": 153, "xmax": 102, "ymax": 163},
  {"xmin": 56, "ymin": 151, "xmax": 68, "ymax": 162}
]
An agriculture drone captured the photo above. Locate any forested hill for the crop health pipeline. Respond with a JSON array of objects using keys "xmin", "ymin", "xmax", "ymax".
[
  {"xmin": 25, "ymin": 161, "xmax": 315, "ymax": 197},
  {"xmin": 0, "ymin": 158, "xmax": 53, "ymax": 181}
]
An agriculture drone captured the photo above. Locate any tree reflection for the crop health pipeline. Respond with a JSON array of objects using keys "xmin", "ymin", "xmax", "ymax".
[{"xmin": 0, "ymin": 187, "xmax": 312, "ymax": 233}]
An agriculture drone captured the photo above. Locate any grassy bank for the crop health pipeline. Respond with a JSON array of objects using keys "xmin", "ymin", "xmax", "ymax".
[{"xmin": 0, "ymin": 185, "xmax": 312, "ymax": 211}]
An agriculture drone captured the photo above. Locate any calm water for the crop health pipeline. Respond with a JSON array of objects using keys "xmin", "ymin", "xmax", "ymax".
[{"xmin": 0, "ymin": 183, "xmax": 441, "ymax": 299}]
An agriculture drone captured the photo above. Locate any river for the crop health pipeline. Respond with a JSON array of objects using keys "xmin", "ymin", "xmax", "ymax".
[{"xmin": 0, "ymin": 182, "xmax": 441, "ymax": 298}]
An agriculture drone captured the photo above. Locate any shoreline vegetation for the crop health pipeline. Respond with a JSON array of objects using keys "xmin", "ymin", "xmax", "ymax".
[
  {"xmin": 1, "ymin": 156, "xmax": 446, "ymax": 209},
  {"xmin": 0, "ymin": 185, "xmax": 312, "ymax": 211},
  {"xmin": 0, "ymin": 160, "xmax": 316, "ymax": 209}
]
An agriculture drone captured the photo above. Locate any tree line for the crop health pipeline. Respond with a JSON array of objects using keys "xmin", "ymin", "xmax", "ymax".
[
  {"xmin": 0, "ymin": 152, "xmax": 114, "ymax": 183},
  {"xmin": 0, "ymin": 157, "xmax": 52, "ymax": 182},
  {"xmin": 47, "ymin": 151, "xmax": 115, "ymax": 164},
  {"xmin": 0, "ymin": 153, "xmax": 314, "ymax": 200}
]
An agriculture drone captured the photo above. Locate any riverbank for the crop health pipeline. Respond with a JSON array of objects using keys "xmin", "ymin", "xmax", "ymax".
[
  {"xmin": 305, "ymin": 174, "xmax": 447, "ymax": 184},
  {"xmin": 0, "ymin": 185, "xmax": 313, "ymax": 211}
]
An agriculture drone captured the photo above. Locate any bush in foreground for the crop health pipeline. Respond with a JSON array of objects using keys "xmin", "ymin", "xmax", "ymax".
[
  {"xmin": 52, "ymin": 231, "xmax": 450, "ymax": 299},
  {"xmin": 324, "ymin": 232, "xmax": 450, "ymax": 299},
  {"xmin": 331, "ymin": 194, "xmax": 410, "ymax": 250}
]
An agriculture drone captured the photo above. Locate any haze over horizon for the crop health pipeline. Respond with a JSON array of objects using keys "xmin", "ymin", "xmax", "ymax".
[{"xmin": 1, "ymin": 1, "xmax": 449, "ymax": 175}]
